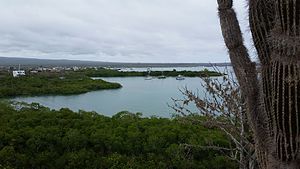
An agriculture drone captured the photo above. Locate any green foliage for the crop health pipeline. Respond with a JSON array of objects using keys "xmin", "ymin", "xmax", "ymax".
[
  {"xmin": 0, "ymin": 102, "xmax": 237, "ymax": 169},
  {"xmin": 75, "ymin": 68, "xmax": 223, "ymax": 78},
  {"xmin": 0, "ymin": 68, "xmax": 222, "ymax": 98},
  {"xmin": 0, "ymin": 74, "xmax": 122, "ymax": 98}
]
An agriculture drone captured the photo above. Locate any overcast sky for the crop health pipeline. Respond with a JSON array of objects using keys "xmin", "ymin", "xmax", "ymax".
[{"xmin": 0, "ymin": 0, "xmax": 251, "ymax": 63}]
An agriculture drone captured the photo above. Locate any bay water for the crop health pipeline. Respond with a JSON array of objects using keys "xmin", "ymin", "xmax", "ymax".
[{"xmin": 13, "ymin": 77, "xmax": 210, "ymax": 117}]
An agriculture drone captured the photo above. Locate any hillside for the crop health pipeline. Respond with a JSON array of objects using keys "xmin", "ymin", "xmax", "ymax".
[{"xmin": 0, "ymin": 57, "xmax": 231, "ymax": 68}]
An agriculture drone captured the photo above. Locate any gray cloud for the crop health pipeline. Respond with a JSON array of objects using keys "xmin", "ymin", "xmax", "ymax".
[{"xmin": 0, "ymin": 0, "xmax": 250, "ymax": 63}]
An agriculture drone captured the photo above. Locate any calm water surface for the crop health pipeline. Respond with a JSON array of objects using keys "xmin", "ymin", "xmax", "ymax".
[
  {"xmin": 13, "ymin": 77, "xmax": 214, "ymax": 117},
  {"xmin": 120, "ymin": 66, "xmax": 229, "ymax": 72}
]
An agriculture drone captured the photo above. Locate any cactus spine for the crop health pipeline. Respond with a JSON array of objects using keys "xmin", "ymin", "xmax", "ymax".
[{"xmin": 217, "ymin": 0, "xmax": 300, "ymax": 168}]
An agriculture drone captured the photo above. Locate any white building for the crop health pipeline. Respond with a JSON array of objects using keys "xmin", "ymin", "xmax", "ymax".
[
  {"xmin": 13, "ymin": 70, "xmax": 26, "ymax": 77},
  {"xmin": 30, "ymin": 70, "xmax": 38, "ymax": 74},
  {"xmin": 72, "ymin": 66, "xmax": 80, "ymax": 71}
]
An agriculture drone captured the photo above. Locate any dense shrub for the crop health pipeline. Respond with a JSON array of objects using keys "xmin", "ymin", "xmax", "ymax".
[
  {"xmin": 0, "ymin": 102, "xmax": 237, "ymax": 169},
  {"xmin": 0, "ymin": 74, "xmax": 121, "ymax": 98}
]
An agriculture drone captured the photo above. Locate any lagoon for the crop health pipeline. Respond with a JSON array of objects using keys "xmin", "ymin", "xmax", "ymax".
[{"xmin": 13, "ymin": 76, "xmax": 214, "ymax": 117}]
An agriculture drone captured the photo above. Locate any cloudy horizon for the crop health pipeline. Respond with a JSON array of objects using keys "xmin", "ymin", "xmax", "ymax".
[{"xmin": 0, "ymin": 0, "xmax": 251, "ymax": 63}]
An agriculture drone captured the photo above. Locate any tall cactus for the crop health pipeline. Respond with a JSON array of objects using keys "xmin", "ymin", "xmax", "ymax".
[{"xmin": 217, "ymin": 0, "xmax": 300, "ymax": 168}]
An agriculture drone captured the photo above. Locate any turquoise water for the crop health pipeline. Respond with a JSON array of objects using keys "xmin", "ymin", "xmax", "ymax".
[{"xmin": 13, "ymin": 76, "xmax": 215, "ymax": 117}]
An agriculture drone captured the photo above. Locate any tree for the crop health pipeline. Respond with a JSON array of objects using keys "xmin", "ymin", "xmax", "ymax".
[
  {"xmin": 171, "ymin": 69, "xmax": 256, "ymax": 169},
  {"xmin": 217, "ymin": 0, "xmax": 300, "ymax": 168}
]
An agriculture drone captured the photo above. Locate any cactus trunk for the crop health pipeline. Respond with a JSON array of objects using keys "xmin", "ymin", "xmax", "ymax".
[{"xmin": 217, "ymin": 0, "xmax": 300, "ymax": 168}]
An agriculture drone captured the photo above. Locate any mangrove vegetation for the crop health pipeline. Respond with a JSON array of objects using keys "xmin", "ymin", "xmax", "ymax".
[
  {"xmin": 0, "ymin": 101, "xmax": 237, "ymax": 169},
  {"xmin": 0, "ymin": 73, "xmax": 122, "ymax": 98},
  {"xmin": 77, "ymin": 68, "xmax": 223, "ymax": 77},
  {"xmin": 0, "ymin": 67, "xmax": 222, "ymax": 98}
]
